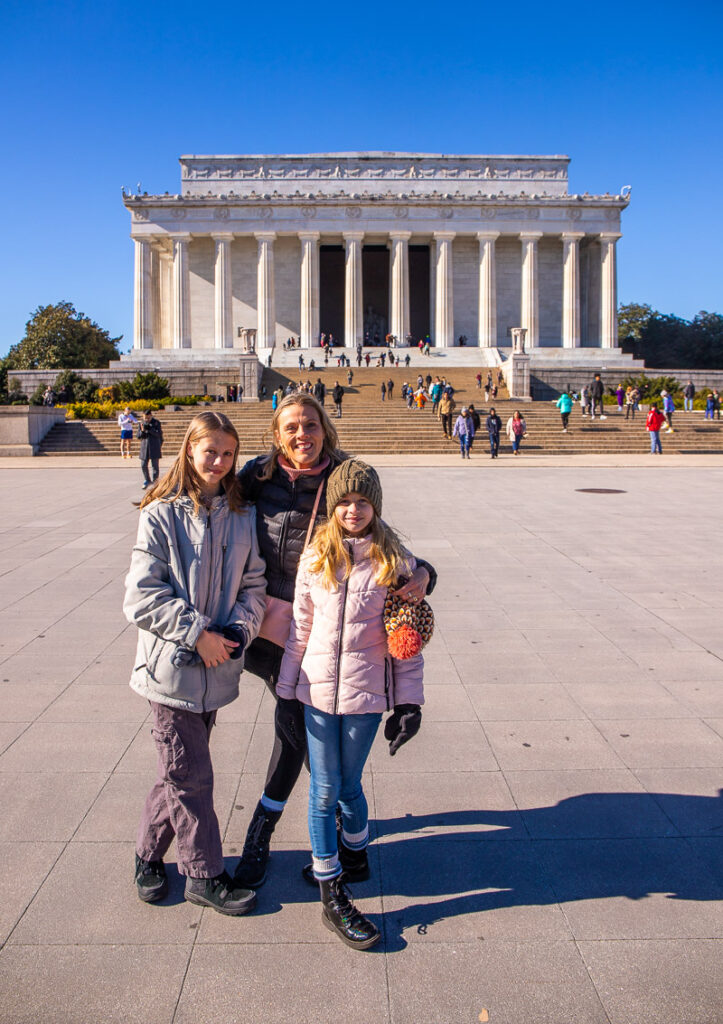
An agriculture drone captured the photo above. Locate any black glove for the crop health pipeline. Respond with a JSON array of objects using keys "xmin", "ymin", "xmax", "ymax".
[
  {"xmin": 170, "ymin": 624, "xmax": 247, "ymax": 668},
  {"xmin": 275, "ymin": 696, "xmax": 305, "ymax": 749},
  {"xmin": 384, "ymin": 703, "xmax": 422, "ymax": 756},
  {"xmin": 218, "ymin": 624, "xmax": 247, "ymax": 661}
]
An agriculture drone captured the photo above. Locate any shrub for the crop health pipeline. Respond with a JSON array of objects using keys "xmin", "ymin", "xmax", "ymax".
[
  {"xmin": 96, "ymin": 385, "xmax": 120, "ymax": 403},
  {"xmin": 117, "ymin": 372, "xmax": 170, "ymax": 402},
  {"xmin": 53, "ymin": 369, "xmax": 98, "ymax": 403},
  {"xmin": 65, "ymin": 398, "xmax": 166, "ymax": 420},
  {"xmin": 6, "ymin": 379, "xmax": 29, "ymax": 405},
  {"xmin": 169, "ymin": 395, "xmax": 203, "ymax": 406}
]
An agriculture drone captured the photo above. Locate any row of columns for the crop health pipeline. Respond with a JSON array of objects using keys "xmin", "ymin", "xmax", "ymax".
[{"xmin": 133, "ymin": 230, "xmax": 621, "ymax": 351}]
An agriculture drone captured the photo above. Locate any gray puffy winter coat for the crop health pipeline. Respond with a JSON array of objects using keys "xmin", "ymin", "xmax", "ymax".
[{"xmin": 123, "ymin": 493, "xmax": 267, "ymax": 712}]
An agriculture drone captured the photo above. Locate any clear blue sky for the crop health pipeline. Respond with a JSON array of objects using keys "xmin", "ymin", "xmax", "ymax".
[{"xmin": 2, "ymin": 0, "xmax": 721, "ymax": 357}]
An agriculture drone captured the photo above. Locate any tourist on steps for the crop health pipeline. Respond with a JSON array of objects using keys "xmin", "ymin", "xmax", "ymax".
[
  {"xmin": 555, "ymin": 390, "xmax": 573, "ymax": 432},
  {"xmin": 453, "ymin": 407, "xmax": 475, "ymax": 459},
  {"xmin": 230, "ymin": 395, "xmax": 436, "ymax": 893},
  {"xmin": 485, "ymin": 408, "xmax": 502, "ymax": 458},
  {"xmin": 506, "ymin": 410, "xmax": 527, "ymax": 455},
  {"xmin": 118, "ymin": 407, "xmax": 138, "ymax": 459},
  {"xmin": 646, "ymin": 403, "xmax": 665, "ymax": 453}
]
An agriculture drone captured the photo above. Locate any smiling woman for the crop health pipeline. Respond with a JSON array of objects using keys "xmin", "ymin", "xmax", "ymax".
[{"xmin": 231, "ymin": 393, "xmax": 437, "ymax": 891}]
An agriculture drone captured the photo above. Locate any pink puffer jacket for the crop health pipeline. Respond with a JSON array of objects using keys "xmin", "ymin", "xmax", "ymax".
[{"xmin": 277, "ymin": 535, "xmax": 425, "ymax": 714}]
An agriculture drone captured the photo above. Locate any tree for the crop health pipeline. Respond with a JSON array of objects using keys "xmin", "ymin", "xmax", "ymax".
[
  {"xmin": 4, "ymin": 302, "xmax": 122, "ymax": 371},
  {"xmin": 617, "ymin": 303, "xmax": 657, "ymax": 347}
]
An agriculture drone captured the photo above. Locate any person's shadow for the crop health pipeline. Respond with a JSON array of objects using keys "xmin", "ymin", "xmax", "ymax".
[{"xmin": 159, "ymin": 790, "xmax": 723, "ymax": 952}]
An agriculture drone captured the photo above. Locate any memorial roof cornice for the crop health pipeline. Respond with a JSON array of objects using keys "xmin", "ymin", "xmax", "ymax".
[{"xmin": 123, "ymin": 192, "xmax": 630, "ymax": 206}]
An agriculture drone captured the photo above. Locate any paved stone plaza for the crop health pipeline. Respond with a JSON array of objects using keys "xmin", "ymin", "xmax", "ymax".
[{"xmin": 0, "ymin": 461, "xmax": 721, "ymax": 1024}]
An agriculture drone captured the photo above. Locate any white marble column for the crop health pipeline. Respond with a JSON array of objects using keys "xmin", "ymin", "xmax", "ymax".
[
  {"xmin": 255, "ymin": 232, "xmax": 276, "ymax": 349},
  {"xmin": 299, "ymin": 231, "xmax": 320, "ymax": 347},
  {"xmin": 389, "ymin": 231, "xmax": 411, "ymax": 345},
  {"xmin": 434, "ymin": 232, "xmax": 455, "ymax": 347},
  {"xmin": 561, "ymin": 232, "xmax": 584, "ymax": 349},
  {"xmin": 171, "ymin": 234, "xmax": 191, "ymax": 349},
  {"xmin": 520, "ymin": 231, "xmax": 543, "ymax": 349},
  {"xmin": 600, "ymin": 232, "xmax": 621, "ymax": 348},
  {"xmin": 477, "ymin": 231, "xmax": 499, "ymax": 347},
  {"xmin": 159, "ymin": 248, "xmax": 173, "ymax": 349},
  {"xmin": 212, "ymin": 233, "xmax": 234, "ymax": 349},
  {"xmin": 343, "ymin": 232, "xmax": 364, "ymax": 349},
  {"xmin": 133, "ymin": 238, "xmax": 153, "ymax": 349}
]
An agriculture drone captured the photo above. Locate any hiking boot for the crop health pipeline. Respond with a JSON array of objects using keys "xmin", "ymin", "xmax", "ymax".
[
  {"xmin": 302, "ymin": 838, "xmax": 370, "ymax": 886},
  {"xmin": 184, "ymin": 871, "xmax": 256, "ymax": 916},
  {"xmin": 134, "ymin": 854, "xmax": 168, "ymax": 903},
  {"xmin": 232, "ymin": 801, "xmax": 282, "ymax": 888},
  {"xmin": 319, "ymin": 876, "xmax": 380, "ymax": 950}
]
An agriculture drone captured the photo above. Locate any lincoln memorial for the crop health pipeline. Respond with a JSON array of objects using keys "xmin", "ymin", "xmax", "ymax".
[{"xmin": 123, "ymin": 152, "xmax": 629, "ymax": 356}]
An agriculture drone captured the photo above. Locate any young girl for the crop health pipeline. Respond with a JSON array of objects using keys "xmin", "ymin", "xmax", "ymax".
[
  {"xmin": 277, "ymin": 460, "xmax": 425, "ymax": 950},
  {"xmin": 124, "ymin": 411, "xmax": 266, "ymax": 914}
]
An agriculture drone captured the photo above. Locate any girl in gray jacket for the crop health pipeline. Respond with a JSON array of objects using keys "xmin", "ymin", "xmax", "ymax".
[{"xmin": 124, "ymin": 412, "xmax": 267, "ymax": 915}]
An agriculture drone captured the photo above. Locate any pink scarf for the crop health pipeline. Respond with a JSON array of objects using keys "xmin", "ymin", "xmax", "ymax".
[{"xmin": 277, "ymin": 453, "xmax": 330, "ymax": 482}]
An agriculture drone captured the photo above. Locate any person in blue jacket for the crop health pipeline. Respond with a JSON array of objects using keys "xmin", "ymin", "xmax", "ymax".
[{"xmin": 555, "ymin": 390, "xmax": 573, "ymax": 432}]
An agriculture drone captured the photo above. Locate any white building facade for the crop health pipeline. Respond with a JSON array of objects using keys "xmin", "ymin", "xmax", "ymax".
[{"xmin": 124, "ymin": 152, "xmax": 629, "ymax": 355}]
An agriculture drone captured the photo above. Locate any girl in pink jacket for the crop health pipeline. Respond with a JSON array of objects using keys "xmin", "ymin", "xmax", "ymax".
[{"xmin": 277, "ymin": 459, "xmax": 425, "ymax": 950}]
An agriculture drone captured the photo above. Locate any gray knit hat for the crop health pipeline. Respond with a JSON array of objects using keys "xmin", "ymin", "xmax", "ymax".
[{"xmin": 326, "ymin": 459, "xmax": 382, "ymax": 517}]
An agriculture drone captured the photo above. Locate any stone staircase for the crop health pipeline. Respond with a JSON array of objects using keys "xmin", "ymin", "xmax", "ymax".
[{"xmin": 37, "ymin": 366, "xmax": 723, "ymax": 456}]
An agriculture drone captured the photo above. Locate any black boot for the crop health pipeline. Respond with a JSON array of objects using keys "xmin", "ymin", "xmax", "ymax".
[
  {"xmin": 233, "ymin": 801, "xmax": 282, "ymax": 888},
  {"xmin": 302, "ymin": 841, "xmax": 371, "ymax": 886},
  {"xmin": 319, "ymin": 876, "xmax": 380, "ymax": 950},
  {"xmin": 184, "ymin": 871, "xmax": 256, "ymax": 916},
  {"xmin": 134, "ymin": 854, "xmax": 168, "ymax": 903}
]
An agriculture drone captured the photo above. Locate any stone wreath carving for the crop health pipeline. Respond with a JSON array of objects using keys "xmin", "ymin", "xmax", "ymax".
[
  {"xmin": 300, "ymin": 206, "xmax": 316, "ymax": 219},
  {"xmin": 345, "ymin": 207, "xmax": 361, "ymax": 219},
  {"xmin": 133, "ymin": 209, "xmax": 150, "ymax": 221},
  {"xmin": 213, "ymin": 207, "xmax": 230, "ymax": 220},
  {"xmin": 393, "ymin": 207, "xmax": 409, "ymax": 219},
  {"xmin": 171, "ymin": 208, "xmax": 187, "ymax": 220}
]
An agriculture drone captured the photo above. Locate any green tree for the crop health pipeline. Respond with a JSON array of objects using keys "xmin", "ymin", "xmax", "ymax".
[
  {"xmin": 4, "ymin": 302, "xmax": 122, "ymax": 371},
  {"xmin": 618, "ymin": 303, "xmax": 657, "ymax": 347},
  {"xmin": 117, "ymin": 372, "xmax": 170, "ymax": 402}
]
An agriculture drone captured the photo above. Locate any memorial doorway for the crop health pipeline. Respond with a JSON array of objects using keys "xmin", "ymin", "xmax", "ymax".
[
  {"xmin": 319, "ymin": 245, "xmax": 345, "ymax": 342},
  {"xmin": 409, "ymin": 244, "xmax": 431, "ymax": 341},
  {"xmin": 362, "ymin": 245, "xmax": 389, "ymax": 344}
]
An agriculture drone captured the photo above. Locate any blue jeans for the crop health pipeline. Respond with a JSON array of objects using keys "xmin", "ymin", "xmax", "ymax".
[
  {"xmin": 511, "ymin": 434, "xmax": 521, "ymax": 452},
  {"xmin": 488, "ymin": 432, "xmax": 499, "ymax": 456},
  {"xmin": 649, "ymin": 430, "xmax": 662, "ymax": 454},
  {"xmin": 304, "ymin": 705, "xmax": 382, "ymax": 879},
  {"xmin": 684, "ymin": 398, "xmax": 693, "ymax": 411},
  {"xmin": 458, "ymin": 433, "xmax": 471, "ymax": 456}
]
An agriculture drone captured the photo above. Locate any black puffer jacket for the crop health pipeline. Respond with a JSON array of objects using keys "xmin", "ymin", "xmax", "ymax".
[
  {"xmin": 238, "ymin": 453, "xmax": 437, "ymax": 689},
  {"xmin": 239, "ymin": 453, "xmax": 343, "ymax": 604}
]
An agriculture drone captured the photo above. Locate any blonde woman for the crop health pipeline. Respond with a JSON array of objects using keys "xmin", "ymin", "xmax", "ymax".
[{"xmin": 232, "ymin": 394, "xmax": 436, "ymax": 891}]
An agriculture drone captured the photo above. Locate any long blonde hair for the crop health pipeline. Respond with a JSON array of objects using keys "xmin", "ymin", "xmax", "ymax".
[
  {"xmin": 257, "ymin": 393, "xmax": 341, "ymax": 481},
  {"xmin": 140, "ymin": 411, "xmax": 245, "ymax": 514},
  {"xmin": 307, "ymin": 508, "xmax": 410, "ymax": 591}
]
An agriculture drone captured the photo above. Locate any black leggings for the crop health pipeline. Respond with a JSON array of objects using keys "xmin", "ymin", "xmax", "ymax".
[{"xmin": 247, "ymin": 638, "xmax": 308, "ymax": 804}]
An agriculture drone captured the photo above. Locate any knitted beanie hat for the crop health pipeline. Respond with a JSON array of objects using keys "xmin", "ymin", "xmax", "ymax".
[{"xmin": 326, "ymin": 459, "xmax": 383, "ymax": 517}]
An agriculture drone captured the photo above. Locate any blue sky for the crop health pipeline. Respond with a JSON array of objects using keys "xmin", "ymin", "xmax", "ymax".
[{"xmin": 1, "ymin": 0, "xmax": 721, "ymax": 356}]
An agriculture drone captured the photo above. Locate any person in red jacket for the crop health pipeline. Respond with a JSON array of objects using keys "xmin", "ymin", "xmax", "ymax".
[{"xmin": 646, "ymin": 403, "xmax": 666, "ymax": 454}]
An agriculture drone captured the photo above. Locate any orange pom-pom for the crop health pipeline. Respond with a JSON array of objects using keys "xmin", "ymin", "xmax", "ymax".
[{"xmin": 388, "ymin": 624, "xmax": 423, "ymax": 659}]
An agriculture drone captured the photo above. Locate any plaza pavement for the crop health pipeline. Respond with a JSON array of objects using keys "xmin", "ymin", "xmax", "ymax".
[{"xmin": 0, "ymin": 458, "xmax": 721, "ymax": 1024}]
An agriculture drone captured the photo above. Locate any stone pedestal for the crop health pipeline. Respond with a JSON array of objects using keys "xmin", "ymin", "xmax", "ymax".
[
  {"xmin": 507, "ymin": 329, "xmax": 531, "ymax": 400},
  {"xmin": 0, "ymin": 406, "xmax": 66, "ymax": 455}
]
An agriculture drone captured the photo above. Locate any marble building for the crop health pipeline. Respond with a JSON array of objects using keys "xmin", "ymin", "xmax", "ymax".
[{"xmin": 123, "ymin": 152, "xmax": 630, "ymax": 355}]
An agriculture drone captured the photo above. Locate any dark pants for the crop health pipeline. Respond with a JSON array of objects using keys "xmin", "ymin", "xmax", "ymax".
[
  {"xmin": 561, "ymin": 412, "xmax": 570, "ymax": 429},
  {"xmin": 246, "ymin": 638, "xmax": 308, "ymax": 804},
  {"xmin": 137, "ymin": 702, "xmax": 223, "ymax": 878},
  {"xmin": 335, "ymin": 402, "xmax": 342, "ymax": 418},
  {"xmin": 488, "ymin": 432, "xmax": 499, "ymax": 456},
  {"xmin": 141, "ymin": 456, "xmax": 160, "ymax": 485},
  {"xmin": 625, "ymin": 404, "xmax": 635, "ymax": 420},
  {"xmin": 441, "ymin": 413, "xmax": 453, "ymax": 437}
]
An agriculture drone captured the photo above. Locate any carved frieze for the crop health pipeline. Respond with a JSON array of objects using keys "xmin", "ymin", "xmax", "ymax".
[
  {"xmin": 393, "ymin": 206, "xmax": 409, "ymax": 219},
  {"xmin": 345, "ymin": 206, "xmax": 362, "ymax": 219},
  {"xmin": 170, "ymin": 208, "xmax": 187, "ymax": 220},
  {"xmin": 260, "ymin": 207, "xmax": 274, "ymax": 219},
  {"xmin": 133, "ymin": 209, "xmax": 150, "ymax": 221},
  {"xmin": 213, "ymin": 207, "xmax": 230, "ymax": 220},
  {"xmin": 182, "ymin": 159, "xmax": 568, "ymax": 182},
  {"xmin": 300, "ymin": 206, "xmax": 316, "ymax": 219}
]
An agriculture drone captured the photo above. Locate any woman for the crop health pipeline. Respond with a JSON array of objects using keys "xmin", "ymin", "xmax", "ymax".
[
  {"xmin": 233, "ymin": 394, "xmax": 436, "ymax": 890},
  {"xmin": 506, "ymin": 410, "xmax": 527, "ymax": 455}
]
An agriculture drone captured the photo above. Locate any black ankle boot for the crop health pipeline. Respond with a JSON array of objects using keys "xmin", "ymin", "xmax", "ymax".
[
  {"xmin": 319, "ymin": 876, "xmax": 380, "ymax": 950},
  {"xmin": 302, "ymin": 835, "xmax": 371, "ymax": 886},
  {"xmin": 233, "ymin": 801, "xmax": 282, "ymax": 888}
]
